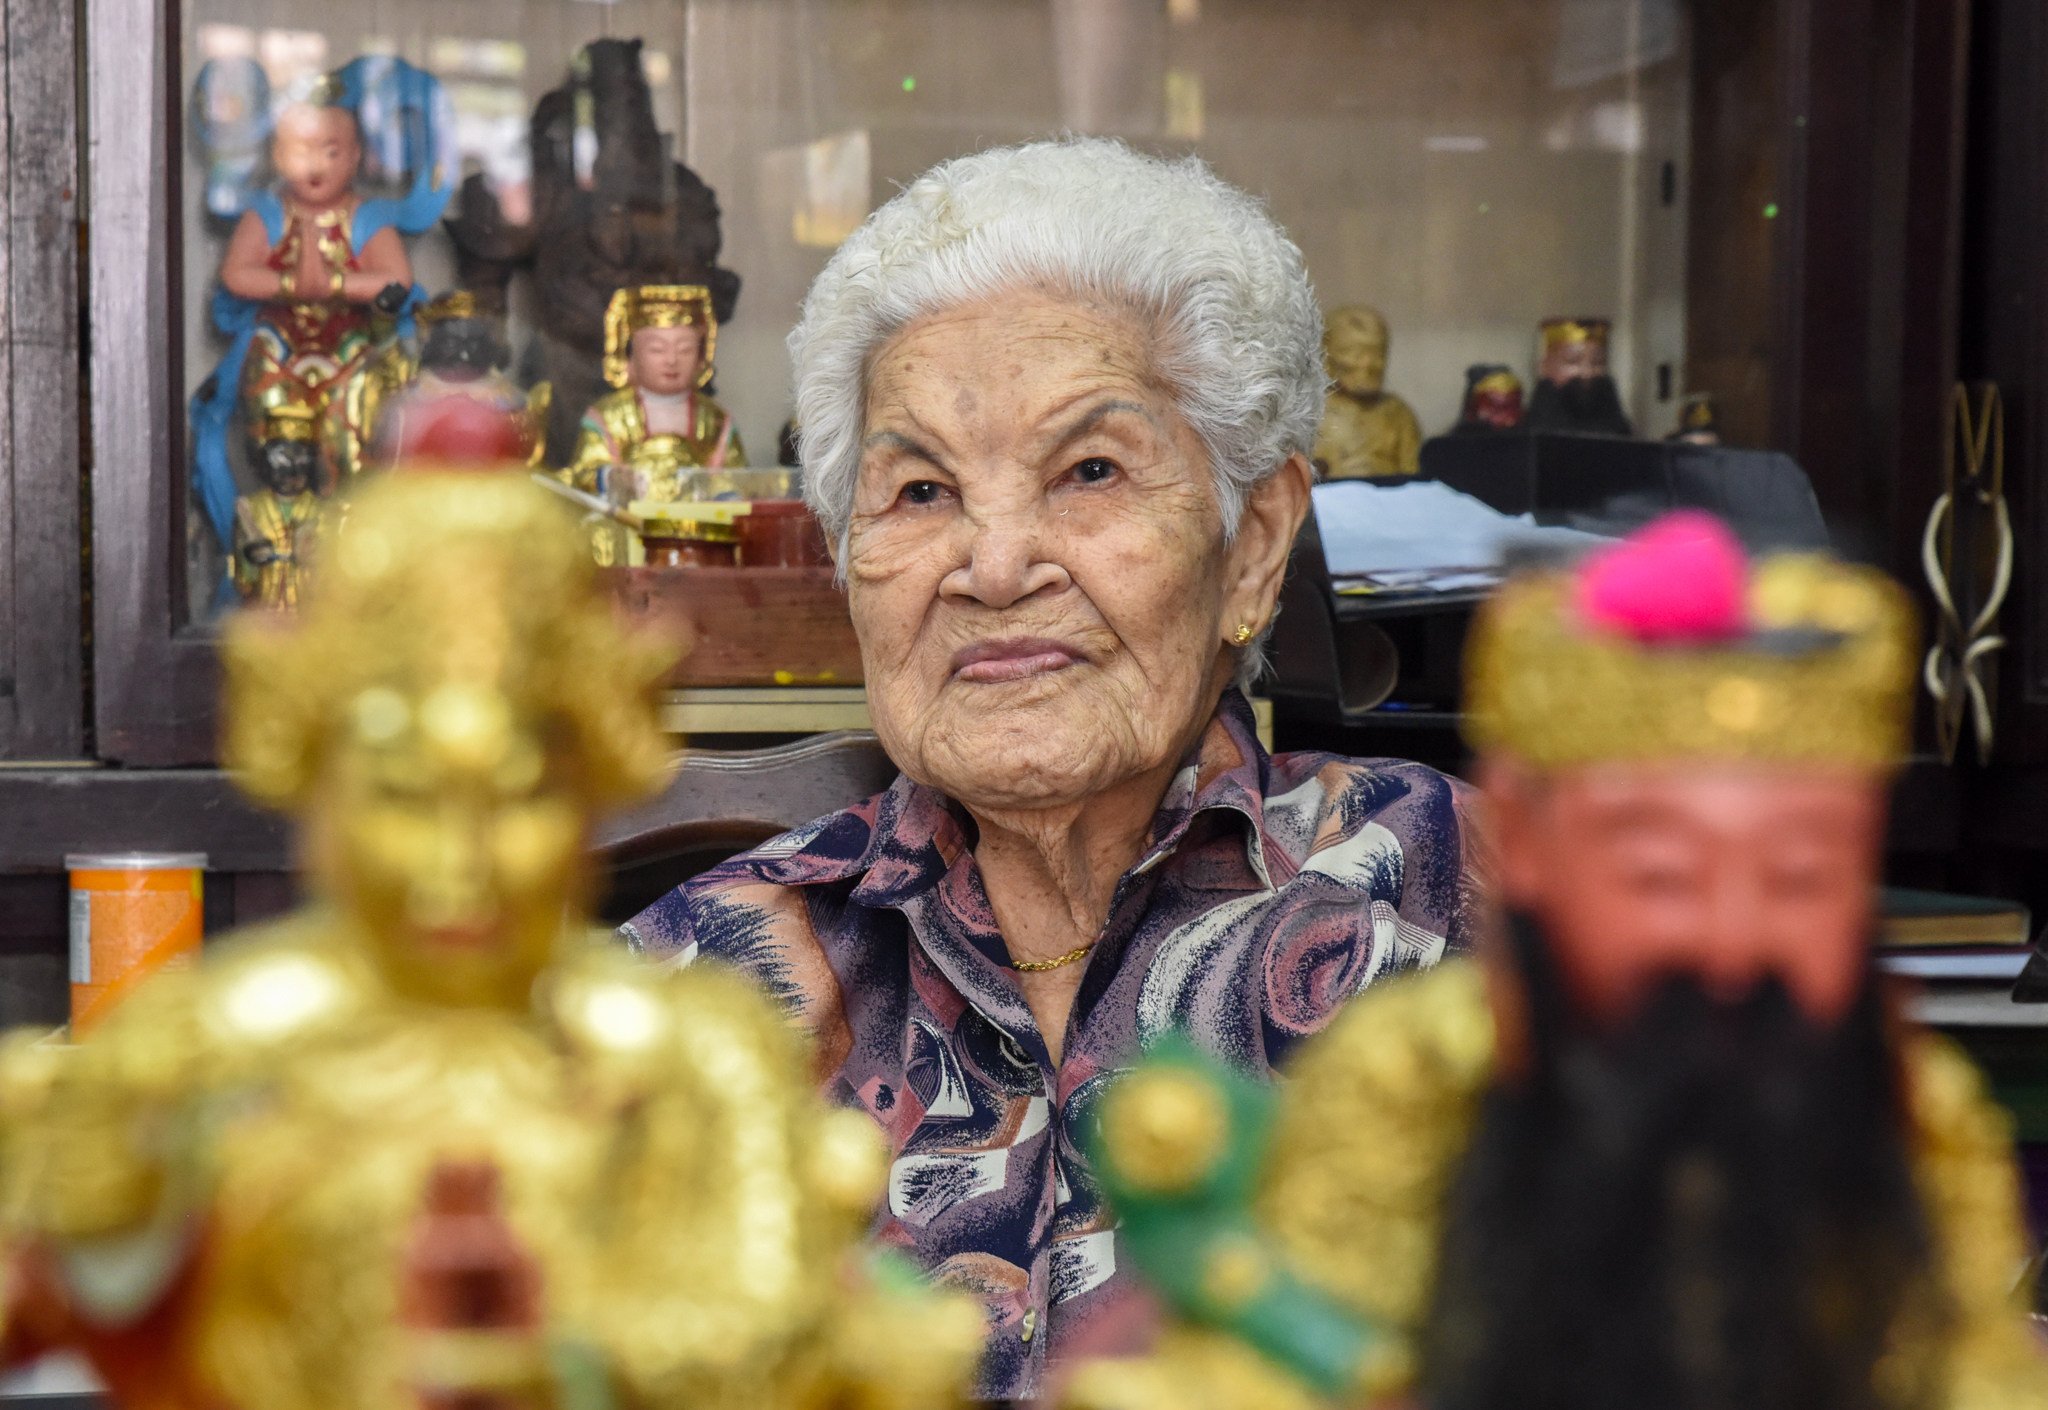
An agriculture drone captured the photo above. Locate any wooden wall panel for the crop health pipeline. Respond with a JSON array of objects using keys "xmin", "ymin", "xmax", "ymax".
[{"xmin": 0, "ymin": 0, "xmax": 84, "ymax": 759}]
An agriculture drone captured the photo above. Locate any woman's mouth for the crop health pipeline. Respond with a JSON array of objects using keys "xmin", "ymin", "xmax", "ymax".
[{"xmin": 950, "ymin": 637, "xmax": 1082, "ymax": 683}]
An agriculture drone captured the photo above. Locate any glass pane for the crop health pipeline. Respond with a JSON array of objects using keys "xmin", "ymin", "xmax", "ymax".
[{"xmin": 177, "ymin": 0, "xmax": 1712, "ymax": 631}]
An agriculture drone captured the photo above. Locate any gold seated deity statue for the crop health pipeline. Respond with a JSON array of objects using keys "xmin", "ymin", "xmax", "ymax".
[{"xmin": 0, "ymin": 454, "xmax": 976, "ymax": 1410}]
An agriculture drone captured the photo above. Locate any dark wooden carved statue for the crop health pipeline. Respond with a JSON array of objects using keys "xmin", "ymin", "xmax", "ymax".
[{"xmin": 443, "ymin": 38, "xmax": 741, "ymax": 463}]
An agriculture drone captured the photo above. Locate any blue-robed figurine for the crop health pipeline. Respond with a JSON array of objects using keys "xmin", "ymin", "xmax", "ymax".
[{"xmin": 190, "ymin": 57, "xmax": 452, "ymax": 550}]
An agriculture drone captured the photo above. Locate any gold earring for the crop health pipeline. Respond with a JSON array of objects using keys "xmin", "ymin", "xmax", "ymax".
[{"xmin": 1232, "ymin": 623, "xmax": 1255, "ymax": 646}]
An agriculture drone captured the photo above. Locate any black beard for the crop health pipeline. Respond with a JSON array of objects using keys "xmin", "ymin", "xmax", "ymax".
[
  {"xmin": 1526, "ymin": 375, "xmax": 1634, "ymax": 436},
  {"xmin": 1420, "ymin": 911, "xmax": 1947, "ymax": 1410}
]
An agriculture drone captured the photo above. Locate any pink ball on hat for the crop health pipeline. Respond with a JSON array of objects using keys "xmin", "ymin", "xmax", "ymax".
[{"xmin": 1573, "ymin": 510, "xmax": 1751, "ymax": 644}]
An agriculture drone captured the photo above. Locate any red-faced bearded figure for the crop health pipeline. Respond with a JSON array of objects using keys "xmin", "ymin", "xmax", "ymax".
[
  {"xmin": 1060, "ymin": 514, "xmax": 2048, "ymax": 1410},
  {"xmin": 1420, "ymin": 513, "xmax": 2043, "ymax": 1410}
]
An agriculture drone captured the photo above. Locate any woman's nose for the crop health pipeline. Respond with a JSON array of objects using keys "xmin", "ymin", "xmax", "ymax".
[{"xmin": 942, "ymin": 508, "xmax": 1070, "ymax": 610}]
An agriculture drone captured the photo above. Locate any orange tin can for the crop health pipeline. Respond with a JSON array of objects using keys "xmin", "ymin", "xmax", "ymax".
[{"xmin": 66, "ymin": 853, "xmax": 206, "ymax": 1033}]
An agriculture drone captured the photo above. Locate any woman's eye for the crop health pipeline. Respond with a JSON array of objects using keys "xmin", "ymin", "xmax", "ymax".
[
  {"xmin": 1069, "ymin": 457, "xmax": 1118, "ymax": 486},
  {"xmin": 899, "ymin": 479, "xmax": 946, "ymax": 507}
]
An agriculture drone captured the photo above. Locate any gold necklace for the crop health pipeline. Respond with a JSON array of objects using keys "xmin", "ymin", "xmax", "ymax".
[{"xmin": 1012, "ymin": 939, "xmax": 1098, "ymax": 973}]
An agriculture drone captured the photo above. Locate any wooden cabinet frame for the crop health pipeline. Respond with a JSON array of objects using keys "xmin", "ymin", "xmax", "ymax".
[
  {"xmin": 87, "ymin": 0, "xmax": 221, "ymax": 763},
  {"xmin": 0, "ymin": 0, "xmax": 83, "ymax": 760}
]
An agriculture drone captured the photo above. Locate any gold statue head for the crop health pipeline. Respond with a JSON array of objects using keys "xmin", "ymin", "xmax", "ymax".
[
  {"xmin": 223, "ymin": 469, "xmax": 674, "ymax": 1006},
  {"xmin": 604, "ymin": 285, "xmax": 717, "ymax": 392},
  {"xmin": 1323, "ymin": 305, "xmax": 1390, "ymax": 397}
]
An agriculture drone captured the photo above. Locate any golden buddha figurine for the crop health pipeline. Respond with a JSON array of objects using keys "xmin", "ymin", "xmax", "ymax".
[
  {"xmin": 1068, "ymin": 515, "xmax": 2048, "ymax": 1410},
  {"xmin": 231, "ymin": 402, "xmax": 325, "ymax": 610},
  {"xmin": 1310, "ymin": 306, "xmax": 1422, "ymax": 480},
  {"xmin": 0, "ymin": 443, "xmax": 978, "ymax": 1410},
  {"xmin": 565, "ymin": 284, "xmax": 746, "ymax": 506}
]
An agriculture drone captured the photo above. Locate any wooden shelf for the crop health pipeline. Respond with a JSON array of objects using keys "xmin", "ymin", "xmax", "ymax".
[{"xmin": 660, "ymin": 689, "xmax": 1274, "ymax": 747}]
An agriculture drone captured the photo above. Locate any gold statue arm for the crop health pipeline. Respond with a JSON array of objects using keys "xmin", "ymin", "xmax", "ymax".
[
  {"xmin": 1062, "ymin": 964, "xmax": 1491, "ymax": 1410},
  {"xmin": 549, "ymin": 957, "xmax": 980, "ymax": 1410},
  {"xmin": 1901, "ymin": 1032, "xmax": 2048, "ymax": 1407},
  {"xmin": 1255, "ymin": 960, "xmax": 1493, "ymax": 1341},
  {"xmin": 0, "ymin": 974, "xmax": 217, "ymax": 1329},
  {"xmin": 562, "ymin": 419, "xmax": 616, "ymax": 497}
]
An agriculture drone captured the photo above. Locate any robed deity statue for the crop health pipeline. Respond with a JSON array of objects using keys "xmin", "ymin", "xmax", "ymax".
[
  {"xmin": 564, "ymin": 284, "xmax": 745, "ymax": 504},
  {"xmin": 0, "ymin": 416, "xmax": 978, "ymax": 1410},
  {"xmin": 1066, "ymin": 514, "xmax": 2048, "ymax": 1410},
  {"xmin": 230, "ymin": 400, "xmax": 324, "ymax": 610},
  {"xmin": 1523, "ymin": 316, "xmax": 1634, "ymax": 437},
  {"xmin": 1311, "ymin": 306, "xmax": 1423, "ymax": 480},
  {"xmin": 190, "ymin": 58, "xmax": 452, "ymax": 560}
]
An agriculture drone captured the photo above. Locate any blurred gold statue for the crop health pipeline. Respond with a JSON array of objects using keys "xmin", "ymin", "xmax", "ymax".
[
  {"xmin": 1311, "ymin": 306, "xmax": 1421, "ymax": 480},
  {"xmin": 0, "ymin": 438, "xmax": 977, "ymax": 1410}
]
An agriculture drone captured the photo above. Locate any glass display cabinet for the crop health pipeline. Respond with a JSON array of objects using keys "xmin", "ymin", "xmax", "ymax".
[
  {"xmin": 64, "ymin": 0, "xmax": 1964, "ymax": 758},
  {"xmin": 0, "ymin": 0, "xmax": 2004, "ymax": 955}
]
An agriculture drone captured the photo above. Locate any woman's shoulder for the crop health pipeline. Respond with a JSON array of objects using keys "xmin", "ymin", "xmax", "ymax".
[
  {"xmin": 618, "ymin": 792, "xmax": 893, "ymax": 963},
  {"xmin": 1260, "ymin": 749, "xmax": 1470, "ymax": 846}
]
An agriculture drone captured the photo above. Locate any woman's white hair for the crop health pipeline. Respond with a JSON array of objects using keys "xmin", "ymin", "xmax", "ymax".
[{"xmin": 790, "ymin": 136, "xmax": 1324, "ymax": 682}]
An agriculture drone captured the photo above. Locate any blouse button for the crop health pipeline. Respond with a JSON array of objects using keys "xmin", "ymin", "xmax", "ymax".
[{"xmin": 1021, "ymin": 1308, "xmax": 1038, "ymax": 1343}]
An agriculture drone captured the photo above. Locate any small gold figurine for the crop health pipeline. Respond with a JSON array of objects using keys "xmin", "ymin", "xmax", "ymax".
[
  {"xmin": 1310, "ymin": 306, "xmax": 1422, "ymax": 480},
  {"xmin": 232, "ymin": 402, "xmax": 325, "ymax": 610},
  {"xmin": 565, "ymin": 285, "xmax": 746, "ymax": 505},
  {"xmin": 0, "ymin": 453, "xmax": 978, "ymax": 1410}
]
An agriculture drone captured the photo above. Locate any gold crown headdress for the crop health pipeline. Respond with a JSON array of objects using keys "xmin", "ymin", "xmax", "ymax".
[
  {"xmin": 1538, "ymin": 317, "xmax": 1611, "ymax": 354},
  {"xmin": 417, "ymin": 290, "xmax": 486, "ymax": 328},
  {"xmin": 255, "ymin": 400, "xmax": 319, "ymax": 444},
  {"xmin": 603, "ymin": 284, "xmax": 716, "ymax": 389},
  {"xmin": 222, "ymin": 472, "xmax": 675, "ymax": 812},
  {"xmin": 1464, "ymin": 514, "xmax": 1917, "ymax": 770},
  {"xmin": 1468, "ymin": 368, "xmax": 1522, "ymax": 399}
]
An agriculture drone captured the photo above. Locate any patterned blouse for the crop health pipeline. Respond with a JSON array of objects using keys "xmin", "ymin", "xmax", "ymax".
[{"xmin": 621, "ymin": 691, "xmax": 1479, "ymax": 1401}]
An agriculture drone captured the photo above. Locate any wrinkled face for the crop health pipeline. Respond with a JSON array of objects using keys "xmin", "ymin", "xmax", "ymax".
[
  {"xmin": 1324, "ymin": 319, "xmax": 1388, "ymax": 397},
  {"xmin": 1485, "ymin": 758, "xmax": 1886, "ymax": 1029},
  {"xmin": 272, "ymin": 104, "xmax": 360, "ymax": 208},
  {"xmin": 629, "ymin": 324, "xmax": 705, "ymax": 396},
  {"xmin": 847, "ymin": 291, "xmax": 1285, "ymax": 814},
  {"xmin": 1540, "ymin": 337, "xmax": 1607, "ymax": 386},
  {"xmin": 309, "ymin": 683, "xmax": 589, "ymax": 1007}
]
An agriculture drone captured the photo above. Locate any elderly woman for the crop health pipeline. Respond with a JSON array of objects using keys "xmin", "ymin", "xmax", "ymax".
[{"xmin": 623, "ymin": 138, "xmax": 1480, "ymax": 1398}]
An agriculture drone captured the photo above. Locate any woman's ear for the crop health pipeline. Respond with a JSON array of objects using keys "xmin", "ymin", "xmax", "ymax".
[{"xmin": 1223, "ymin": 452, "xmax": 1313, "ymax": 633}]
